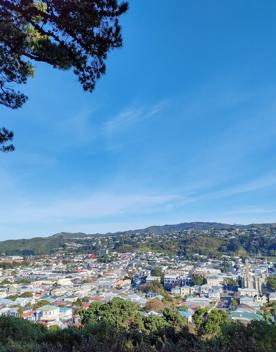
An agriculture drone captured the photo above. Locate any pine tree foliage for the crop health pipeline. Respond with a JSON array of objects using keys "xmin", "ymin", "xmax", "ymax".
[{"xmin": 0, "ymin": 0, "xmax": 128, "ymax": 151}]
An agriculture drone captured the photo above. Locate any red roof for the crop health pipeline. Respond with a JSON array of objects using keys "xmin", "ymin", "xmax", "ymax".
[
  {"xmin": 89, "ymin": 296, "xmax": 104, "ymax": 302},
  {"xmin": 22, "ymin": 311, "xmax": 35, "ymax": 318}
]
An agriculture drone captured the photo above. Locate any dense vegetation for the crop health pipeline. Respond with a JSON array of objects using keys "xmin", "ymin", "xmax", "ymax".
[
  {"xmin": 267, "ymin": 276, "xmax": 276, "ymax": 290},
  {"xmin": 0, "ymin": 298, "xmax": 276, "ymax": 351},
  {"xmin": 0, "ymin": 222, "xmax": 275, "ymax": 257}
]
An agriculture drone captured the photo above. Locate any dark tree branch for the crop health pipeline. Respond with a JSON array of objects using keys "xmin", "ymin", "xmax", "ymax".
[
  {"xmin": 0, "ymin": 0, "xmax": 128, "ymax": 151},
  {"xmin": 0, "ymin": 127, "xmax": 14, "ymax": 152}
]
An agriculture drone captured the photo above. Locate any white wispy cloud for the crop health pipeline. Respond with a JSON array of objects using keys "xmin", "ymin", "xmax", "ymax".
[
  {"xmin": 103, "ymin": 101, "xmax": 169, "ymax": 135},
  {"xmin": 223, "ymin": 206, "xmax": 276, "ymax": 216},
  {"xmin": 176, "ymin": 172, "xmax": 276, "ymax": 208},
  {"xmin": 54, "ymin": 100, "xmax": 168, "ymax": 152},
  {"xmin": 203, "ymin": 173, "xmax": 276, "ymax": 200},
  {"xmin": 0, "ymin": 191, "xmax": 182, "ymax": 226},
  {"xmin": 161, "ymin": 172, "xmax": 276, "ymax": 209}
]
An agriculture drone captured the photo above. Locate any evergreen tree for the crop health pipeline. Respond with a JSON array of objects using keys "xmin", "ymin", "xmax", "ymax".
[{"xmin": 0, "ymin": 0, "xmax": 128, "ymax": 151}]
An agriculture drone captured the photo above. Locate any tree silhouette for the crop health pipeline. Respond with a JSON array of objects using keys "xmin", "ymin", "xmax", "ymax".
[
  {"xmin": 0, "ymin": 0, "xmax": 128, "ymax": 151},
  {"xmin": 0, "ymin": 127, "xmax": 14, "ymax": 151}
]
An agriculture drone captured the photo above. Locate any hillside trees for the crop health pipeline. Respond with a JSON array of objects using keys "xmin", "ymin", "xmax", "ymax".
[
  {"xmin": 191, "ymin": 274, "xmax": 205, "ymax": 286},
  {"xmin": 80, "ymin": 298, "xmax": 143, "ymax": 329},
  {"xmin": 267, "ymin": 276, "xmax": 276, "ymax": 290},
  {"xmin": 194, "ymin": 308, "xmax": 228, "ymax": 338},
  {"xmin": 0, "ymin": 312, "xmax": 276, "ymax": 352}
]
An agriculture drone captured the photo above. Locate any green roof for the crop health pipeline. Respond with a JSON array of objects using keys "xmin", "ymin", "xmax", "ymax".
[
  {"xmin": 40, "ymin": 295, "xmax": 50, "ymax": 300},
  {"xmin": 229, "ymin": 311, "xmax": 264, "ymax": 321}
]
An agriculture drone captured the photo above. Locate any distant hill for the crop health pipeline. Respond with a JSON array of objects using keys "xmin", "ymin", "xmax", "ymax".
[
  {"xmin": 131, "ymin": 222, "xmax": 237, "ymax": 234},
  {"xmin": 113, "ymin": 221, "xmax": 276, "ymax": 235},
  {"xmin": 0, "ymin": 222, "xmax": 275, "ymax": 256}
]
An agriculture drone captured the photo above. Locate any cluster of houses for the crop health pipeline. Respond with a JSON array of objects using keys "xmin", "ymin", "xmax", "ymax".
[
  {"xmin": 133, "ymin": 254, "xmax": 276, "ymax": 324},
  {"xmin": 0, "ymin": 252, "xmax": 275, "ymax": 327}
]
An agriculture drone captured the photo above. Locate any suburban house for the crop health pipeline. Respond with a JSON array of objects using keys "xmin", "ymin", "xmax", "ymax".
[{"xmin": 36, "ymin": 305, "xmax": 60, "ymax": 326}]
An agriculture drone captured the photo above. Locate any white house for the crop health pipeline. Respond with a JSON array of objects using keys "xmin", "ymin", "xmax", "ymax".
[
  {"xmin": 208, "ymin": 286, "xmax": 222, "ymax": 300},
  {"xmin": 207, "ymin": 275, "xmax": 224, "ymax": 287},
  {"xmin": 171, "ymin": 286, "xmax": 191, "ymax": 297},
  {"xmin": 146, "ymin": 276, "xmax": 161, "ymax": 283},
  {"xmin": 269, "ymin": 292, "xmax": 276, "ymax": 302},
  {"xmin": 0, "ymin": 307, "xmax": 19, "ymax": 317},
  {"xmin": 238, "ymin": 288, "xmax": 258, "ymax": 297},
  {"xmin": 36, "ymin": 305, "xmax": 60, "ymax": 322}
]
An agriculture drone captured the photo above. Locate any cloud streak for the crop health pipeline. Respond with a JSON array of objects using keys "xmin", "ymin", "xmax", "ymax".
[
  {"xmin": 201, "ymin": 173, "xmax": 276, "ymax": 200},
  {"xmin": 103, "ymin": 101, "xmax": 169, "ymax": 135},
  {"xmin": 0, "ymin": 191, "xmax": 182, "ymax": 226}
]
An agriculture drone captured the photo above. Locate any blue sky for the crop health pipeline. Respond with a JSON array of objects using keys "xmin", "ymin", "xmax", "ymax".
[{"xmin": 1, "ymin": 0, "xmax": 276, "ymax": 239}]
